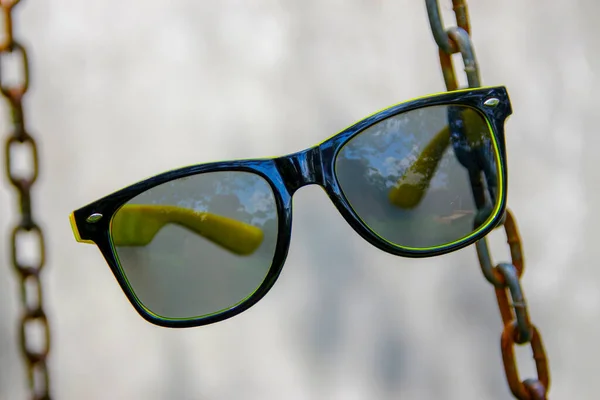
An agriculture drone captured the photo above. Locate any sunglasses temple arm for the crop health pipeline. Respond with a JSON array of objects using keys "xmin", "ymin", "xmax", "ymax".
[
  {"xmin": 388, "ymin": 125, "xmax": 451, "ymax": 208},
  {"xmin": 73, "ymin": 205, "xmax": 265, "ymax": 256}
]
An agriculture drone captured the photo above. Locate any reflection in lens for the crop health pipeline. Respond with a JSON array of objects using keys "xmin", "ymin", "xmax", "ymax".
[
  {"xmin": 335, "ymin": 105, "xmax": 499, "ymax": 249},
  {"xmin": 111, "ymin": 171, "xmax": 278, "ymax": 319}
]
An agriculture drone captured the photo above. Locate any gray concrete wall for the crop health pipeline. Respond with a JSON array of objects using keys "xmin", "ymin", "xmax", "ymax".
[{"xmin": 1, "ymin": 1, "xmax": 597, "ymax": 399}]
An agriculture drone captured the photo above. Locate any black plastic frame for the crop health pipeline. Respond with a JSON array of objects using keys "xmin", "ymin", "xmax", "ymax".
[{"xmin": 70, "ymin": 86, "xmax": 512, "ymax": 328}]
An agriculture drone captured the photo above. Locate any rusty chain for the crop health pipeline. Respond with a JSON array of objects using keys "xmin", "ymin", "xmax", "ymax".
[
  {"xmin": 425, "ymin": 1, "xmax": 550, "ymax": 399},
  {"xmin": 1, "ymin": 0, "xmax": 52, "ymax": 399}
]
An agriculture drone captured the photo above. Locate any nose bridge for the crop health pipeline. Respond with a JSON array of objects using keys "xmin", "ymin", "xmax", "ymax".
[{"xmin": 274, "ymin": 146, "xmax": 324, "ymax": 194}]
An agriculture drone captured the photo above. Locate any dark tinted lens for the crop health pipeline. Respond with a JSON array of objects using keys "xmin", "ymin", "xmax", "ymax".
[
  {"xmin": 335, "ymin": 104, "xmax": 500, "ymax": 249},
  {"xmin": 111, "ymin": 171, "xmax": 278, "ymax": 319}
]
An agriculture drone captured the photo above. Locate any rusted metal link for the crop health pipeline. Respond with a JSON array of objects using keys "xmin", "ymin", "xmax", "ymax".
[
  {"xmin": 21, "ymin": 273, "xmax": 44, "ymax": 312},
  {"xmin": 496, "ymin": 263, "xmax": 532, "ymax": 344},
  {"xmin": 426, "ymin": 0, "xmax": 479, "ymax": 91},
  {"xmin": 425, "ymin": 0, "xmax": 470, "ymax": 54},
  {"xmin": 6, "ymin": 134, "xmax": 39, "ymax": 185},
  {"xmin": 446, "ymin": 27, "xmax": 480, "ymax": 87},
  {"xmin": 11, "ymin": 224, "xmax": 46, "ymax": 274},
  {"xmin": 501, "ymin": 322, "xmax": 550, "ymax": 400},
  {"xmin": 426, "ymin": 0, "xmax": 477, "ymax": 91},
  {"xmin": 476, "ymin": 209, "xmax": 524, "ymax": 287},
  {"xmin": 436, "ymin": 26, "xmax": 480, "ymax": 91},
  {"xmin": 20, "ymin": 308, "xmax": 51, "ymax": 363},
  {"xmin": 0, "ymin": 40, "xmax": 30, "ymax": 96}
]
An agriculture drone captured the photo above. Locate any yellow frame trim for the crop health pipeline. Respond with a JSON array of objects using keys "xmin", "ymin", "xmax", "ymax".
[{"xmin": 69, "ymin": 212, "xmax": 95, "ymax": 244}]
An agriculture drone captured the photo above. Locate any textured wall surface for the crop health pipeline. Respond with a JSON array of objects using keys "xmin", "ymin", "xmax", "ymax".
[{"xmin": 1, "ymin": 1, "xmax": 598, "ymax": 399}]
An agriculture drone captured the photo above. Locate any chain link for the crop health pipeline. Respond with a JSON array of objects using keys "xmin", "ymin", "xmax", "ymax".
[
  {"xmin": 425, "ymin": 1, "xmax": 550, "ymax": 399},
  {"xmin": 1, "ymin": 0, "xmax": 52, "ymax": 398}
]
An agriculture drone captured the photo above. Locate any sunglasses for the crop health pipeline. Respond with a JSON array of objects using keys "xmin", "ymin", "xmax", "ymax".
[{"xmin": 70, "ymin": 86, "xmax": 511, "ymax": 328}]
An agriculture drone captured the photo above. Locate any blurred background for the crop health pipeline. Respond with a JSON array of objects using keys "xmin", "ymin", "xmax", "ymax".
[{"xmin": 1, "ymin": 0, "xmax": 598, "ymax": 399}]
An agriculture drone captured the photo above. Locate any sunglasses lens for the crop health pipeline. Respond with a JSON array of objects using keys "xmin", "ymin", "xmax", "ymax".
[
  {"xmin": 110, "ymin": 171, "xmax": 279, "ymax": 320},
  {"xmin": 335, "ymin": 104, "xmax": 500, "ymax": 249}
]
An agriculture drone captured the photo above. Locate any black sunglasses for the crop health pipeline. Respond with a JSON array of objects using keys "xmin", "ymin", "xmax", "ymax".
[{"xmin": 70, "ymin": 86, "xmax": 511, "ymax": 328}]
